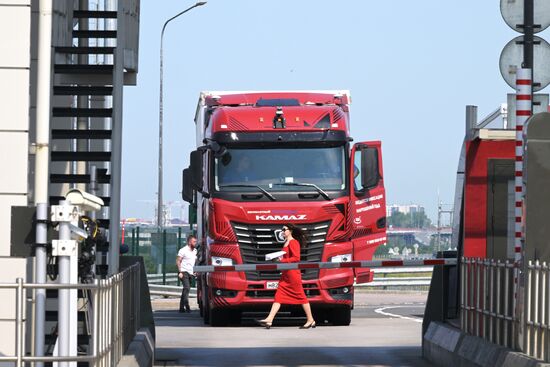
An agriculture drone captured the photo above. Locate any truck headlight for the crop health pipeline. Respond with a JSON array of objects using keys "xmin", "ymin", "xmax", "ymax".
[
  {"xmin": 330, "ymin": 253, "xmax": 352, "ymax": 263},
  {"xmin": 212, "ymin": 256, "xmax": 233, "ymax": 266}
]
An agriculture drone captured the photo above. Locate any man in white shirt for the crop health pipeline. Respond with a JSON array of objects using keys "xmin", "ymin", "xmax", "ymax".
[{"xmin": 176, "ymin": 235, "xmax": 197, "ymax": 313}]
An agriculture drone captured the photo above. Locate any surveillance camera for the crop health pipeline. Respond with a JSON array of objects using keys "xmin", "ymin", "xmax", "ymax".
[{"xmin": 65, "ymin": 189, "xmax": 104, "ymax": 212}]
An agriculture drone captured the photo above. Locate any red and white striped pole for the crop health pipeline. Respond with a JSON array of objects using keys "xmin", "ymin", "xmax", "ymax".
[
  {"xmin": 515, "ymin": 68, "xmax": 531, "ymax": 264},
  {"xmin": 193, "ymin": 258, "xmax": 458, "ymax": 273},
  {"xmin": 514, "ymin": 68, "xmax": 531, "ymax": 349}
]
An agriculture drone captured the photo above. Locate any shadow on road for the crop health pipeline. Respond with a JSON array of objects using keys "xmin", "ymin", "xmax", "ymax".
[{"xmin": 156, "ymin": 346, "xmax": 432, "ymax": 366}]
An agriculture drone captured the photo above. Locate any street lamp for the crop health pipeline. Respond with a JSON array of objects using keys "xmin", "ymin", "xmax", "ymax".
[{"xmin": 158, "ymin": 1, "xmax": 207, "ymax": 228}]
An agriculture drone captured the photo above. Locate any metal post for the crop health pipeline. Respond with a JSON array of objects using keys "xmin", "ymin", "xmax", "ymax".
[
  {"xmin": 476, "ymin": 259, "xmax": 481, "ymax": 336},
  {"xmin": 108, "ymin": 278, "xmax": 113, "ymax": 366},
  {"xmin": 469, "ymin": 258, "xmax": 474, "ymax": 333},
  {"xmin": 76, "ymin": 0, "xmax": 90, "ymax": 192},
  {"xmin": 92, "ymin": 279, "xmax": 99, "ymax": 367},
  {"xmin": 540, "ymin": 262, "xmax": 546, "ymax": 361},
  {"xmin": 131, "ymin": 228, "xmax": 136, "ymax": 256},
  {"xmin": 463, "ymin": 258, "xmax": 468, "ymax": 333},
  {"xmin": 16, "ymin": 278, "xmax": 23, "ymax": 367},
  {"xmin": 162, "ymin": 229, "xmax": 167, "ymax": 285},
  {"xmin": 525, "ymin": 261, "xmax": 532, "ymax": 355},
  {"xmin": 109, "ymin": 0, "xmax": 123, "ymax": 275},
  {"xmin": 35, "ymin": 204, "xmax": 48, "ymax": 367},
  {"xmin": 101, "ymin": 280, "xmax": 106, "ymax": 367},
  {"xmin": 523, "ymin": 0, "xmax": 534, "ymax": 71},
  {"xmin": 534, "ymin": 261, "xmax": 540, "ymax": 357},
  {"xmin": 516, "ymin": 68, "xmax": 532, "ymax": 352},
  {"xmin": 496, "ymin": 261, "xmax": 502, "ymax": 345},
  {"xmin": 490, "ymin": 260, "xmax": 495, "ymax": 342},
  {"xmin": 34, "ymin": 0, "xmax": 54, "ymax": 363},
  {"xmin": 58, "ymin": 201, "xmax": 71, "ymax": 367},
  {"xmin": 437, "ymin": 200, "xmax": 442, "ymax": 253},
  {"xmin": 505, "ymin": 262, "xmax": 510, "ymax": 348},
  {"xmin": 465, "ymin": 105, "xmax": 478, "ymax": 141},
  {"xmin": 482, "ymin": 259, "xmax": 487, "ymax": 339},
  {"xmin": 158, "ymin": 1, "xmax": 207, "ymax": 230},
  {"xmin": 136, "ymin": 226, "xmax": 140, "ymax": 256},
  {"xmin": 547, "ymin": 265, "xmax": 550, "ymax": 361}
]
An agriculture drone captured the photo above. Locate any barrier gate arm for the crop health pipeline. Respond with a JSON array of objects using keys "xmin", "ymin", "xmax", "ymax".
[{"xmin": 193, "ymin": 258, "xmax": 458, "ymax": 273}]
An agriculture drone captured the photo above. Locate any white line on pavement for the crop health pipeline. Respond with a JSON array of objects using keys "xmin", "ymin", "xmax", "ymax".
[{"xmin": 374, "ymin": 306, "xmax": 423, "ymax": 323}]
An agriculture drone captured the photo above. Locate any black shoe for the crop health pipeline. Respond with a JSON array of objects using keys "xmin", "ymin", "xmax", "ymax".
[
  {"xmin": 255, "ymin": 319, "xmax": 272, "ymax": 329},
  {"xmin": 186, "ymin": 308, "xmax": 191, "ymax": 313},
  {"xmin": 178, "ymin": 309, "xmax": 186, "ymax": 313},
  {"xmin": 299, "ymin": 321, "xmax": 316, "ymax": 329}
]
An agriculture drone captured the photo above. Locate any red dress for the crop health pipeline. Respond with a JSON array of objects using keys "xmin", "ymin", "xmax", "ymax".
[{"xmin": 274, "ymin": 239, "xmax": 308, "ymax": 304}]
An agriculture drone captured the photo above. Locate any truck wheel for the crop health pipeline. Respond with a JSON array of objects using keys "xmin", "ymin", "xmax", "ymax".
[
  {"xmin": 209, "ymin": 308, "xmax": 228, "ymax": 327},
  {"xmin": 330, "ymin": 308, "xmax": 351, "ymax": 326}
]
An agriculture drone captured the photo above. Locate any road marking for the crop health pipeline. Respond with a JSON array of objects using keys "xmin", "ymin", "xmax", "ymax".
[{"xmin": 374, "ymin": 306, "xmax": 423, "ymax": 323}]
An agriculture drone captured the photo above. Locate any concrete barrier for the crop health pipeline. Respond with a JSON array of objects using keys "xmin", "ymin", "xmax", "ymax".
[
  {"xmin": 117, "ymin": 328, "xmax": 154, "ymax": 367},
  {"xmin": 423, "ymin": 322, "xmax": 550, "ymax": 367}
]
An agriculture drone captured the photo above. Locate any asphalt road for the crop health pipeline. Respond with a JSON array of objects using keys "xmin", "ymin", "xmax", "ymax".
[{"xmin": 153, "ymin": 291, "xmax": 433, "ymax": 367}]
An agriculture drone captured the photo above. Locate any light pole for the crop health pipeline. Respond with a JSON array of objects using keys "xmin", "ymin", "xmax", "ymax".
[{"xmin": 158, "ymin": 1, "xmax": 206, "ymax": 228}]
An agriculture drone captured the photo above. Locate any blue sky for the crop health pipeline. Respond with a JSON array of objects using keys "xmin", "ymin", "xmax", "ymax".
[{"xmin": 122, "ymin": 0, "xmax": 548, "ymax": 222}]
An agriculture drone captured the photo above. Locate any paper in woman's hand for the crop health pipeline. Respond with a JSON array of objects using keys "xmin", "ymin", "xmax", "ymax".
[{"xmin": 265, "ymin": 250, "xmax": 286, "ymax": 261}]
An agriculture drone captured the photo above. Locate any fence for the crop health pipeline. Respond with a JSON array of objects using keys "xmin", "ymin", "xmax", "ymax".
[
  {"xmin": 460, "ymin": 258, "xmax": 516, "ymax": 349},
  {"xmin": 0, "ymin": 263, "xmax": 140, "ymax": 367},
  {"xmin": 124, "ymin": 226, "xmax": 194, "ymax": 281},
  {"xmin": 524, "ymin": 260, "xmax": 550, "ymax": 361},
  {"xmin": 461, "ymin": 257, "xmax": 550, "ymax": 363}
]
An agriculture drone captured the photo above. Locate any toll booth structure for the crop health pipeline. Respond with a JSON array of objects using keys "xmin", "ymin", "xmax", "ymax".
[{"xmin": 424, "ymin": 106, "xmax": 550, "ymax": 364}]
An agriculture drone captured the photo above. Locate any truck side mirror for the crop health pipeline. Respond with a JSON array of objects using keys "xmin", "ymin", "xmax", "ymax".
[
  {"xmin": 189, "ymin": 150, "xmax": 204, "ymax": 191},
  {"xmin": 361, "ymin": 147, "xmax": 380, "ymax": 189},
  {"xmin": 182, "ymin": 168, "xmax": 194, "ymax": 203}
]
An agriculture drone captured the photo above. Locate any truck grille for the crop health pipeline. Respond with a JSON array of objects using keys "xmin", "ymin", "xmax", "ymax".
[{"xmin": 231, "ymin": 221, "xmax": 331, "ymax": 280}]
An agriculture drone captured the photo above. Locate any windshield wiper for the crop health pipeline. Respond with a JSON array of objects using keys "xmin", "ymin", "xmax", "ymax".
[
  {"xmin": 219, "ymin": 184, "xmax": 276, "ymax": 201},
  {"xmin": 272, "ymin": 182, "xmax": 332, "ymax": 201}
]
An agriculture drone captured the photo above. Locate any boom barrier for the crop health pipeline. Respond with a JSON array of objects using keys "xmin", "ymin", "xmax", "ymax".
[{"xmin": 193, "ymin": 258, "xmax": 457, "ymax": 273}]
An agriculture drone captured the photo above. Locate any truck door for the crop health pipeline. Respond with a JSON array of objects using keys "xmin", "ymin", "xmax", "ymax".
[{"xmin": 349, "ymin": 142, "xmax": 387, "ymax": 284}]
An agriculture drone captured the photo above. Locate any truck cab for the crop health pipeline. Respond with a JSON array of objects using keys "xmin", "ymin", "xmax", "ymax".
[{"xmin": 182, "ymin": 91, "xmax": 386, "ymax": 326}]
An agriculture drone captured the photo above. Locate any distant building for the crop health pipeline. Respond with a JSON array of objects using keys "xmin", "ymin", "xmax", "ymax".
[{"xmin": 387, "ymin": 204, "xmax": 425, "ymax": 217}]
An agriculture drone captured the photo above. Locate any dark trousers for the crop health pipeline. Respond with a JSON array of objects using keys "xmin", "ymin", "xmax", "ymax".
[{"xmin": 179, "ymin": 272, "xmax": 192, "ymax": 311}]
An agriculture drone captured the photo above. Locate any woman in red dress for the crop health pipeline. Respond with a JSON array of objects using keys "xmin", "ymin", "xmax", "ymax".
[{"xmin": 257, "ymin": 223, "xmax": 316, "ymax": 329}]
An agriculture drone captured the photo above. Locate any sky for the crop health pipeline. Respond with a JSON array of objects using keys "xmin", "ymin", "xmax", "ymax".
[{"xmin": 121, "ymin": 0, "xmax": 549, "ymax": 223}]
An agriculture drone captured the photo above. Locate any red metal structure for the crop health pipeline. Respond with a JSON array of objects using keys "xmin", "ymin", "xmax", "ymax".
[
  {"xmin": 182, "ymin": 91, "xmax": 386, "ymax": 326},
  {"xmin": 463, "ymin": 138, "xmax": 515, "ymax": 258}
]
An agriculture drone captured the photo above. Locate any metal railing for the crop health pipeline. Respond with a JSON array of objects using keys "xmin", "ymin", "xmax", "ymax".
[
  {"xmin": 460, "ymin": 258, "xmax": 516, "ymax": 349},
  {"xmin": 147, "ymin": 267, "xmax": 434, "ymax": 297},
  {"xmin": 0, "ymin": 263, "xmax": 140, "ymax": 367},
  {"xmin": 525, "ymin": 260, "xmax": 550, "ymax": 361}
]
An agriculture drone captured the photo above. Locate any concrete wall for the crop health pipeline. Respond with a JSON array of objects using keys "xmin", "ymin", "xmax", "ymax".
[
  {"xmin": 0, "ymin": 1, "xmax": 32, "ymax": 361},
  {"xmin": 0, "ymin": 0, "xmax": 31, "ymax": 256}
]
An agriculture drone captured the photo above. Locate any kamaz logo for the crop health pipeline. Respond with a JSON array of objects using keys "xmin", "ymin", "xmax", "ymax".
[{"xmin": 255, "ymin": 215, "xmax": 307, "ymax": 221}]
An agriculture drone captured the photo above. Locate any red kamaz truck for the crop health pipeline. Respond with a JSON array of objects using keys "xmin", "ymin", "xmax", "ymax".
[{"xmin": 182, "ymin": 91, "xmax": 386, "ymax": 326}]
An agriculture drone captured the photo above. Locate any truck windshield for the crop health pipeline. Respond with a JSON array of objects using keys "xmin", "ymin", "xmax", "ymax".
[{"xmin": 214, "ymin": 147, "xmax": 346, "ymax": 192}]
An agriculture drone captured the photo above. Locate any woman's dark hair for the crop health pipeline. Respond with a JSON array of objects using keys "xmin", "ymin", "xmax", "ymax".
[{"xmin": 285, "ymin": 223, "xmax": 307, "ymax": 247}]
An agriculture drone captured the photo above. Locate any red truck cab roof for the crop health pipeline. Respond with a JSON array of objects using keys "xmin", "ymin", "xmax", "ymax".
[{"xmin": 201, "ymin": 91, "xmax": 351, "ymax": 136}]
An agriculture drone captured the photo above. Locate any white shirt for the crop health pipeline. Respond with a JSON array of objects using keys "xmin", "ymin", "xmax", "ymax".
[{"xmin": 177, "ymin": 246, "xmax": 197, "ymax": 275}]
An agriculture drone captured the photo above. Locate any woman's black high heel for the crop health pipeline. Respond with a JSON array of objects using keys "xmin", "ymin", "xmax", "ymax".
[
  {"xmin": 255, "ymin": 319, "xmax": 272, "ymax": 329},
  {"xmin": 299, "ymin": 321, "xmax": 316, "ymax": 329}
]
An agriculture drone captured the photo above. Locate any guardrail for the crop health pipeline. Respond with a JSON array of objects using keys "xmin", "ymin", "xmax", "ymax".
[
  {"xmin": 0, "ymin": 264, "xmax": 140, "ymax": 367},
  {"xmin": 147, "ymin": 267, "xmax": 434, "ymax": 297}
]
